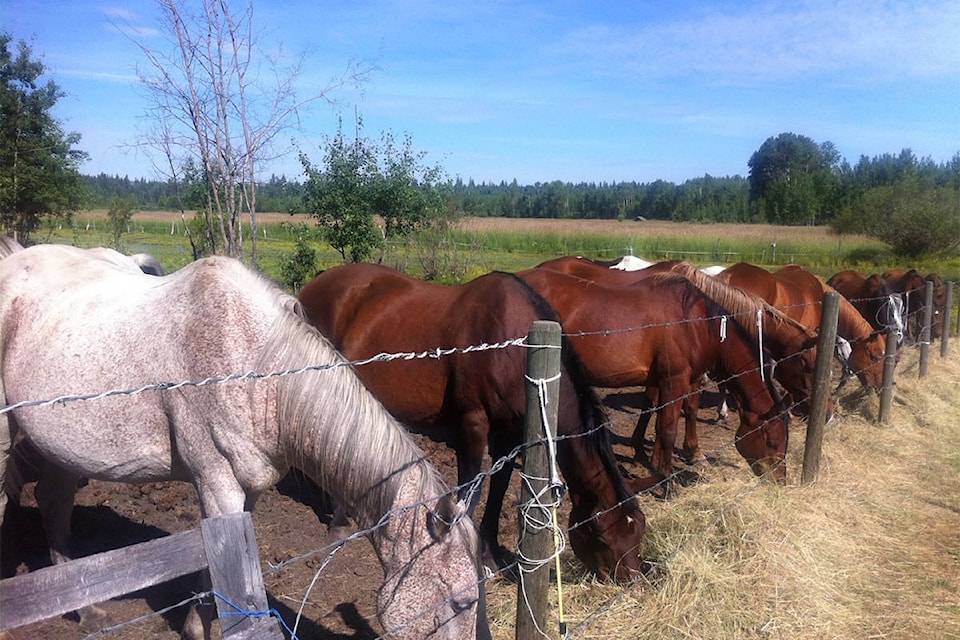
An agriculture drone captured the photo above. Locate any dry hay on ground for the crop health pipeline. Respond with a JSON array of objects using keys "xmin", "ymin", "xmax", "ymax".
[{"xmin": 485, "ymin": 347, "xmax": 960, "ymax": 640}]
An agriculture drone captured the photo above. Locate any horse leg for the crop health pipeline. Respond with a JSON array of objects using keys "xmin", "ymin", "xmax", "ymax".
[
  {"xmin": 181, "ymin": 470, "xmax": 252, "ymax": 640},
  {"xmin": 455, "ymin": 410, "xmax": 501, "ymax": 569},
  {"xmin": 682, "ymin": 392, "xmax": 706, "ymax": 465},
  {"xmin": 649, "ymin": 389, "xmax": 684, "ymax": 483},
  {"xmin": 630, "ymin": 388, "xmax": 657, "ymax": 462},
  {"xmin": 478, "ymin": 446, "xmax": 515, "ymax": 575},
  {"xmin": 35, "ymin": 463, "xmax": 115, "ymax": 632}
]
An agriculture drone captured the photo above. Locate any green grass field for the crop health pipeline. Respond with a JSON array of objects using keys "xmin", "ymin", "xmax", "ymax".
[{"xmin": 47, "ymin": 211, "xmax": 960, "ymax": 288}]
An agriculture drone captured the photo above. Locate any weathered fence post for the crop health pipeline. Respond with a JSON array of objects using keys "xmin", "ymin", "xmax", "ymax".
[
  {"xmin": 878, "ymin": 329, "xmax": 898, "ymax": 424},
  {"xmin": 202, "ymin": 512, "xmax": 284, "ymax": 639},
  {"xmin": 802, "ymin": 291, "xmax": 839, "ymax": 485},
  {"xmin": 919, "ymin": 281, "xmax": 934, "ymax": 378},
  {"xmin": 941, "ymin": 282, "xmax": 953, "ymax": 357},
  {"xmin": 955, "ymin": 283, "xmax": 960, "ymax": 337},
  {"xmin": 516, "ymin": 320, "xmax": 562, "ymax": 640}
]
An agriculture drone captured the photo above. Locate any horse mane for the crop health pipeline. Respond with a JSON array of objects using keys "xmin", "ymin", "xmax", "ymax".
[
  {"xmin": 0, "ymin": 235, "xmax": 25, "ymax": 259},
  {"xmin": 496, "ymin": 271, "xmax": 642, "ymax": 513},
  {"xmin": 653, "ymin": 262, "xmax": 815, "ymax": 340},
  {"xmin": 253, "ymin": 280, "xmax": 446, "ymax": 529}
]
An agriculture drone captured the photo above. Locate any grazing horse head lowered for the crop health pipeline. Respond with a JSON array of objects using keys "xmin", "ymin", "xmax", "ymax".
[{"xmin": 0, "ymin": 241, "xmax": 489, "ymax": 640}]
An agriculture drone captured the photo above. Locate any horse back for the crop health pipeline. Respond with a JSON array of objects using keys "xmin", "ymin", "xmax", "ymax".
[{"xmin": 298, "ymin": 264, "xmax": 546, "ymax": 428}]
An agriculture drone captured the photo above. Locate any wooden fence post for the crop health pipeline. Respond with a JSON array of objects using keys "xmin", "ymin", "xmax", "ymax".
[
  {"xmin": 802, "ymin": 291, "xmax": 839, "ymax": 485},
  {"xmin": 941, "ymin": 282, "xmax": 953, "ymax": 357},
  {"xmin": 955, "ymin": 283, "xmax": 960, "ymax": 337},
  {"xmin": 516, "ymin": 321, "xmax": 562, "ymax": 640},
  {"xmin": 878, "ymin": 329, "xmax": 898, "ymax": 424},
  {"xmin": 919, "ymin": 281, "xmax": 933, "ymax": 378},
  {"xmin": 202, "ymin": 513, "xmax": 284, "ymax": 640}
]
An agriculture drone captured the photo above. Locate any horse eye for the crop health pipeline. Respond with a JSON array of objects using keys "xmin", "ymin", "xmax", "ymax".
[{"xmin": 450, "ymin": 597, "xmax": 476, "ymax": 614}]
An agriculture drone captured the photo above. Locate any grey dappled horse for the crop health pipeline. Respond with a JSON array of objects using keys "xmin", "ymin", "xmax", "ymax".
[{"xmin": 0, "ymin": 240, "xmax": 489, "ymax": 640}]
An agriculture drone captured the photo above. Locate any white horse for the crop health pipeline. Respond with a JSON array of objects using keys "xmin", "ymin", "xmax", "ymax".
[
  {"xmin": 85, "ymin": 246, "xmax": 165, "ymax": 275},
  {"xmin": 0, "ymin": 241, "xmax": 488, "ymax": 640}
]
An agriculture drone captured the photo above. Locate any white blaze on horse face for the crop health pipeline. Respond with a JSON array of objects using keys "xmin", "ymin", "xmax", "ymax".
[
  {"xmin": 890, "ymin": 294, "xmax": 906, "ymax": 342},
  {"xmin": 835, "ymin": 336, "xmax": 853, "ymax": 364}
]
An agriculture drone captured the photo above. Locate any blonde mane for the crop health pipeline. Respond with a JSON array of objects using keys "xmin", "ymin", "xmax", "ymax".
[
  {"xmin": 256, "ymin": 295, "xmax": 447, "ymax": 528},
  {"xmin": 656, "ymin": 262, "xmax": 817, "ymax": 340}
]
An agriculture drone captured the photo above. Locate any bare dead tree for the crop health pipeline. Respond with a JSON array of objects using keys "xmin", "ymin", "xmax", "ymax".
[{"xmin": 127, "ymin": 0, "xmax": 373, "ymax": 265}]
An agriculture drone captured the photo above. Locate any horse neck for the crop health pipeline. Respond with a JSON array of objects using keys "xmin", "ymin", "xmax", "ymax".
[
  {"xmin": 554, "ymin": 374, "xmax": 630, "ymax": 513},
  {"xmin": 836, "ymin": 295, "xmax": 877, "ymax": 340},
  {"xmin": 264, "ymin": 314, "xmax": 435, "ymax": 531},
  {"xmin": 713, "ymin": 319, "xmax": 780, "ymax": 416}
]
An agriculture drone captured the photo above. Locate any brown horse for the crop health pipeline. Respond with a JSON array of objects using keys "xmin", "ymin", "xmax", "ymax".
[
  {"xmin": 298, "ymin": 263, "xmax": 645, "ymax": 581},
  {"xmin": 536, "ymin": 256, "xmax": 826, "ymax": 451},
  {"xmin": 719, "ymin": 263, "xmax": 886, "ymax": 391},
  {"xmin": 516, "ymin": 266, "xmax": 792, "ymax": 485},
  {"xmin": 926, "ymin": 273, "xmax": 948, "ymax": 339},
  {"xmin": 883, "ymin": 269, "xmax": 948, "ymax": 341},
  {"xmin": 536, "ymin": 255, "xmax": 684, "ymax": 283},
  {"xmin": 827, "ymin": 270, "xmax": 905, "ymax": 342}
]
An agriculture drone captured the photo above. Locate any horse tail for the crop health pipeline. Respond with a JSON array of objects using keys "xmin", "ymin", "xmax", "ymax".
[{"xmin": 0, "ymin": 236, "xmax": 25, "ymax": 260}]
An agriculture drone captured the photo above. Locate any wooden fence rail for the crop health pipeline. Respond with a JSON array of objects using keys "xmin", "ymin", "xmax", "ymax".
[{"xmin": 0, "ymin": 512, "xmax": 284, "ymax": 639}]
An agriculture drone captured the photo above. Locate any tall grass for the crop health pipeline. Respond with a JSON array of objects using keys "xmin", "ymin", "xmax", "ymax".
[{"xmin": 40, "ymin": 212, "xmax": 960, "ymax": 285}]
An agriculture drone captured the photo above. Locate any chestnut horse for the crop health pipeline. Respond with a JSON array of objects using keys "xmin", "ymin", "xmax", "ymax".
[
  {"xmin": 535, "ymin": 256, "xmax": 826, "ymax": 450},
  {"xmin": 827, "ymin": 270, "xmax": 905, "ymax": 342},
  {"xmin": 882, "ymin": 269, "xmax": 946, "ymax": 342},
  {"xmin": 516, "ymin": 266, "xmax": 792, "ymax": 485},
  {"xmin": 718, "ymin": 263, "xmax": 886, "ymax": 391},
  {"xmin": 298, "ymin": 263, "xmax": 645, "ymax": 581}
]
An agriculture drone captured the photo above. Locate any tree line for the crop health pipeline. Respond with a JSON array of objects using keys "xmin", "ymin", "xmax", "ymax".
[{"xmin": 81, "ymin": 143, "xmax": 960, "ymax": 255}]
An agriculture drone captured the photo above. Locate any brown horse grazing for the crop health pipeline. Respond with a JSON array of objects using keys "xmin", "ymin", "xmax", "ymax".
[
  {"xmin": 298, "ymin": 263, "xmax": 645, "ymax": 581},
  {"xmin": 515, "ymin": 266, "xmax": 792, "ymax": 485},
  {"xmin": 886, "ymin": 270, "xmax": 950, "ymax": 341},
  {"xmin": 881, "ymin": 269, "xmax": 929, "ymax": 343},
  {"xmin": 719, "ymin": 263, "xmax": 886, "ymax": 391},
  {"xmin": 536, "ymin": 256, "xmax": 827, "ymax": 452},
  {"xmin": 827, "ymin": 270, "xmax": 905, "ymax": 342}
]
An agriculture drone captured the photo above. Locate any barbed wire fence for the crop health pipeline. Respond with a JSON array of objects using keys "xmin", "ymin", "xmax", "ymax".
[{"xmin": 0, "ymin": 282, "xmax": 955, "ymax": 640}]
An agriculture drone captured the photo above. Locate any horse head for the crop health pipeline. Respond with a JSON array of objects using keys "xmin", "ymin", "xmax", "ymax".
[
  {"xmin": 376, "ymin": 482, "xmax": 490, "ymax": 640},
  {"xmin": 732, "ymin": 379, "xmax": 790, "ymax": 483},
  {"xmin": 567, "ymin": 491, "xmax": 646, "ymax": 583}
]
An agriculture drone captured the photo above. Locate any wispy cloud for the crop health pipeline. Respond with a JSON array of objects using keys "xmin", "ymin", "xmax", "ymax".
[
  {"xmin": 554, "ymin": 1, "xmax": 960, "ymax": 86},
  {"xmin": 100, "ymin": 4, "xmax": 161, "ymax": 38}
]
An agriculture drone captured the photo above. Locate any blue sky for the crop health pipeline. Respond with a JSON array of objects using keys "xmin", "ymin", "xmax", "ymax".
[{"xmin": 4, "ymin": 0, "xmax": 959, "ymax": 185}]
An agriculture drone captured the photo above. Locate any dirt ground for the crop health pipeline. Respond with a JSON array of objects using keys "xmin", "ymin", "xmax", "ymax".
[{"xmin": 0, "ymin": 385, "xmax": 735, "ymax": 639}]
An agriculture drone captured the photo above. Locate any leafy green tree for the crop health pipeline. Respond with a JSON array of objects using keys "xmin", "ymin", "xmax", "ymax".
[
  {"xmin": 105, "ymin": 195, "xmax": 137, "ymax": 251},
  {"xmin": 279, "ymin": 224, "xmax": 319, "ymax": 292},
  {"xmin": 842, "ymin": 177, "xmax": 960, "ymax": 257},
  {"xmin": 748, "ymin": 133, "xmax": 842, "ymax": 225},
  {"xmin": 301, "ymin": 117, "xmax": 450, "ymax": 263},
  {"xmin": 0, "ymin": 34, "xmax": 87, "ymax": 240}
]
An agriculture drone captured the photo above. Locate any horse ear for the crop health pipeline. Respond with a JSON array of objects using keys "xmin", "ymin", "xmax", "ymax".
[{"xmin": 427, "ymin": 493, "xmax": 466, "ymax": 539}]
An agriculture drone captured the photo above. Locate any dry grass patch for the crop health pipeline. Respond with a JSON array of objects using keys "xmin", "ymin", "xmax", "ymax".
[{"xmin": 487, "ymin": 347, "xmax": 960, "ymax": 639}]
